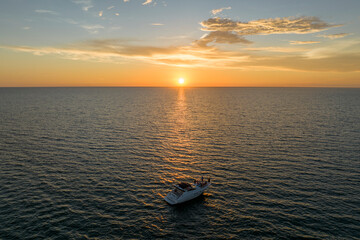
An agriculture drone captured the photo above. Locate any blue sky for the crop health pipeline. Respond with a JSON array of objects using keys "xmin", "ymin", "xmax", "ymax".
[{"xmin": 1, "ymin": 0, "xmax": 359, "ymax": 46}]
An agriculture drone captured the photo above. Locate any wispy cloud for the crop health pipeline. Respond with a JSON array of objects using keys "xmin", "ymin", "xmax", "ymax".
[
  {"xmin": 211, "ymin": 7, "xmax": 231, "ymax": 15},
  {"xmin": 34, "ymin": 9, "xmax": 59, "ymax": 15},
  {"xmin": 3, "ymin": 37, "xmax": 360, "ymax": 72},
  {"xmin": 108, "ymin": 6, "xmax": 115, "ymax": 10},
  {"xmin": 80, "ymin": 25, "xmax": 104, "ymax": 34},
  {"xmin": 99, "ymin": 11, "xmax": 103, "ymax": 17},
  {"xmin": 72, "ymin": 0, "xmax": 93, "ymax": 11},
  {"xmin": 151, "ymin": 23, "xmax": 164, "ymax": 26},
  {"xmin": 245, "ymin": 47, "xmax": 308, "ymax": 53},
  {"xmin": 290, "ymin": 41, "xmax": 320, "ymax": 45},
  {"xmin": 319, "ymin": 33, "xmax": 350, "ymax": 39},
  {"xmin": 158, "ymin": 35, "xmax": 189, "ymax": 40},
  {"xmin": 109, "ymin": 26, "xmax": 122, "ymax": 31},
  {"xmin": 61, "ymin": 18, "xmax": 79, "ymax": 25},
  {"xmin": 305, "ymin": 39, "xmax": 359, "ymax": 59},
  {"xmin": 0, "ymin": 40, "xmax": 248, "ymax": 68},
  {"xmin": 123, "ymin": 0, "xmax": 153, "ymax": 5},
  {"xmin": 142, "ymin": 0, "xmax": 153, "ymax": 5},
  {"xmin": 195, "ymin": 31, "xmax": 252, "ymax": 48}
]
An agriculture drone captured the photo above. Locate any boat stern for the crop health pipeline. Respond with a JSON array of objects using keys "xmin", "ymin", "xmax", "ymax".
[{"xmin": 164, "ymin": 193, "xmax": 178, "ymax": 205}]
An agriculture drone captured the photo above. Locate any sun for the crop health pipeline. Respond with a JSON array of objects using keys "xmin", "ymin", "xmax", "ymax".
[{"xmin": 178, "ymin": 78, "xmax": 185, "ymax": 85}]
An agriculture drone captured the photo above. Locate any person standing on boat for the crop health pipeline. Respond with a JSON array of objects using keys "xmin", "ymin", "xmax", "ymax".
[{"xmin": 200, "ymin": 176, "xmax": 205, "ymax": 187}]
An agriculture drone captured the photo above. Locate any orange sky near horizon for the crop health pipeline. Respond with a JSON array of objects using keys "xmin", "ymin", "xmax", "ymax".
[{"xmin": 1, "ymin": 49, "xmax": 359, "ymax": 88}]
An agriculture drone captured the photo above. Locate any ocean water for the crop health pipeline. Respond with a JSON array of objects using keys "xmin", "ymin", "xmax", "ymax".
[{"xmin": 0, "ymin": 87, "xmax": 359, "ymax": 239}]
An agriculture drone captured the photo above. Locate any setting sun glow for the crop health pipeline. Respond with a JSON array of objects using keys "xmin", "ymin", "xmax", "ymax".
[{"xmin": 178, "ymin": 78, "xmax": 185, "ymax": 85}]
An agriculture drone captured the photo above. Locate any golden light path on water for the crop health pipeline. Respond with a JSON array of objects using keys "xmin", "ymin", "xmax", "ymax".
[{"xmin": 158, "ymin": 87, "xmax": 198, "ymax": 184}]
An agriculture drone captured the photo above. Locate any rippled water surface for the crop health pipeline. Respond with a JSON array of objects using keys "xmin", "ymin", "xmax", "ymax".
[{"xmin": 1, "ymin": 87, "xmax": 359, "ymax": 239}]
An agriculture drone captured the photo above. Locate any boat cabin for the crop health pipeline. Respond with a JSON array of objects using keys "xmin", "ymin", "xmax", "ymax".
[{"xmin": 172, "ymin": 182, "xmax": 194, "ymax": 197}]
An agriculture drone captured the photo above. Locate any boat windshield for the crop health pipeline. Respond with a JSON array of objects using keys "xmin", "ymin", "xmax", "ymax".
[
  {"xmin": 178, "ymin": 182, "xmax": 192, "ymax": 189},
  {"xmin": 172, "ymin": 188, "xmax": 183, "ymax": 198}
]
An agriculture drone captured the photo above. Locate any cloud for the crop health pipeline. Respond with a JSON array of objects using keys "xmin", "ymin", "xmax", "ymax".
[
  {"xmin": 201, "ymin": 16, "xmax": 340, "ymax": 35},
  {"xmin": 151, "ymin": 23, "xmax": 164, "ymax": 26},
  {"xmin": 319, "ymin": 33, "xmax": 350, "ymax": 39},
  {"xmin": 195, "ymin": 31, "xmax": 252, "ymax": 48},
  {"xmin": 3, "ymin": 15, "xmax": 357, "ymax": 72},
  {"xmin": 34, "ymin": 9, "xmax": 59, "ymax": 15},
  {"xmin": 245, "ymin": 47, "xmax": 307, "ymax": 53},
  {"xmin": 72, "ymin": 0, "xmax": 93, "ymax": 11},
  {"xmin": 304, "ymin": 39, "xmax": 360, "ymax": 59},
  {"xmin": 80, "ymin": 25, "xmax": 104, "ymax": 34},
  {"xmin": 123, "ymin": 0, "xmax": 153, "ymax": 5},
  {"xmin": 0, "ymin": 40, "xmax": 248, "ymax": 68},
  {"xmin": 110, "ymin": 26, "xmax": 122, "ymax": 31},
  {"xmin": 290, "ymin": 41, "xmax": 320, "ymax": 45},
  {"xmin": 108, "ymin": 6, "xmax": 115, "ymax": 10},
  {"xmin": 198, "ymin": 16, "xmax": 340, "ymax": 47},
  {"xmin": 211, "ymin": 7, "xmax": 231, "ymax": 15},
  {"xmin": 63, "ymin": 18, "xmax": 79, "ymax": 25},
  {"xmin": 99, "ymin": 11, "xmax": 103, "ymax": 17},
  {"xmin": 142, "ymin": 0, "xmax": 153, "ymax": 5},
  {"xmin": 3, "ymin": 37, "xmax": 360, "ymax": 72},
  {"xmin": 157, "ymin": 35, "xmax": 190, "ymax": 40},
  {"xmin": 245, "ymin": 53, "xmax": 360, "ymax": 72}
]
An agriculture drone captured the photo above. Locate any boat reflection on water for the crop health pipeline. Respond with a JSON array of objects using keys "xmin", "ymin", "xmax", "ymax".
[{"xmin": 164, "ymin": 178, "xmax": 211, "ymax": 205}]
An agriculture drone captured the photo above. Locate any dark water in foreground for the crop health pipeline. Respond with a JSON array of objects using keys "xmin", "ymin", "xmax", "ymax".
[{"xmin": 0, "ymin": 87, "xmax": 359, "ymax": 239}]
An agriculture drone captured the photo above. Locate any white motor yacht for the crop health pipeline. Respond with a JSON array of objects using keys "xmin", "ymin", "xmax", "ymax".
[{"xmin": 164, "ymin": 178, "xmax": 211, "ymax": 205}]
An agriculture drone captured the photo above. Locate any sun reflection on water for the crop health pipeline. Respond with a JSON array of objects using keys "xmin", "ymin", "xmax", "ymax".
[{"xmin": 159, "ymin": 87, "xmax": 198, "ymax": 182}]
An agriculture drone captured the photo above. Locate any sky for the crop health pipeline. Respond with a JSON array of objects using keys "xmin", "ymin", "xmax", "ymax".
[{"xmin": 0, "ymin": 0, "xmax": 360, "ymax": 87}]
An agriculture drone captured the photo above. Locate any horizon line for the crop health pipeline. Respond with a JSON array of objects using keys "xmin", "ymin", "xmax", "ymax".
[{"xmin": 0, "ymin": 86, "xmax": 360, "ymax": 89}]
